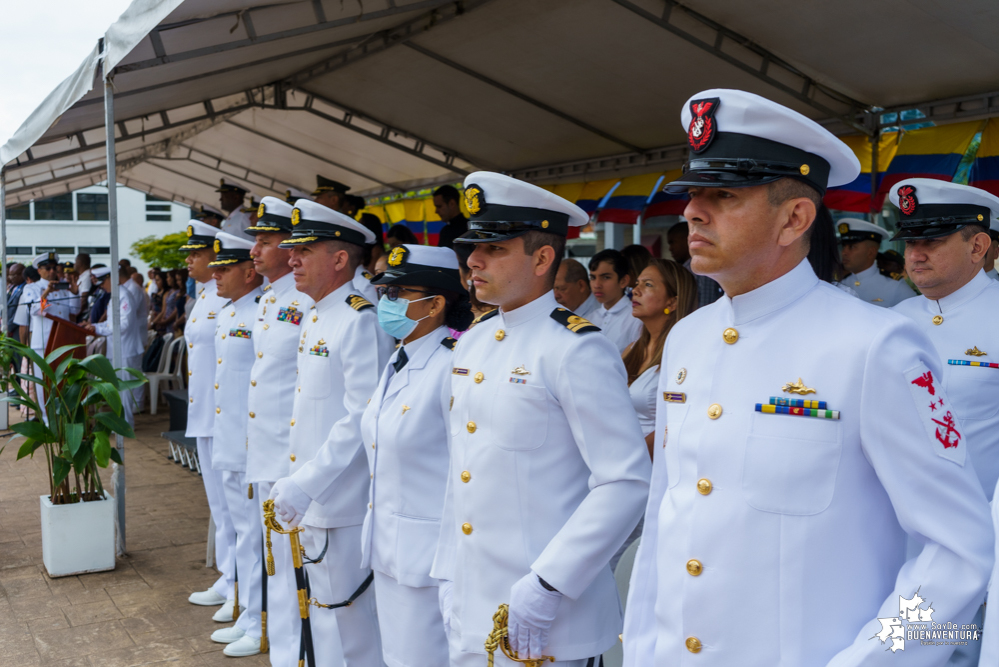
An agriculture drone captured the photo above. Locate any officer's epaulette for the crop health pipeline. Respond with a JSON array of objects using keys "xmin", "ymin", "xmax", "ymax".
[
  {"xmin": 346, "ymin": 294, "xmax": 374, "ymax": 311},
  {"xmin": 362, "ymin": 270, "xmax": 373, "ymax": 280},
  {"xmin": 473, "ymin": 308, "xmax": 499, "ymax": 325},
  {"xmin": 890, "ymin": 271, "xmax": 905, "ymax": 281},
  {"xmin": 262, "ymin": 284, "xmax": 272, "ymax": 292},
  {"xmin": 550, "ymin": 307, "xmax": 601, "ymax": 333},
  {"xmin": 441, "ymin": 337, "xmax": 457, "ymax": 351}
]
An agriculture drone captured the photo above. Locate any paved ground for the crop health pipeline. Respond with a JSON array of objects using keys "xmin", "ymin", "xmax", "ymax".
[{"xmin": 0, "ymin": 408, "xmax": 270, "ymax": 667}]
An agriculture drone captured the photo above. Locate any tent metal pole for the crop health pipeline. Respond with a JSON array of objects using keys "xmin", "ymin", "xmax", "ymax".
[
  {"xmin": 870, "ymin": 113, "xmax": 880, "ymax": 225},
  {"xmin": 103, "ymin": 41, "xmax": 127, "ymax": 557},
  {"xmin": 1, "ymin": 168, "xmax": 8, "ymax": 340},
  {"xmin": 634, "ymin": 212, "xmax": 643, "ymax": 246}
]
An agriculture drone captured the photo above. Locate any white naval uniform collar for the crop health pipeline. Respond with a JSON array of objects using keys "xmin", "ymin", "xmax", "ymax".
[
  {"xmin": 231, "ymin": 288, "xmax": 259, "ymax": 309},
  {"xmin": 397, "ymin": 324, "xmax": 443, "ymax": 362},
  {"xmin": 853, "ymin": 262, "xmax": 880, "ymax": 284},
  {"xmin": 932, "ymin": 268, "xmax": 992, "ymax": 314},
  {"xmin": 270, "ymin": 271, "xmax": 296, "ymax": 296},
  {"xmin": 727, "ymin": 258, "xmax": 818, "ymax": 325},
  {"xmin": 198, "ymin": 278, "xmax": 217, "ymax": 293},
  {"xmin": 313, "ymin": 280, "xmax": 354, "ymax": 315},
  {"xmin": 986, "ymin": 268, "xmax": 998, "ymax": 281},
  {"xmin": 498, "ymin": 290, "xmax": 558, "ymax": 328}
]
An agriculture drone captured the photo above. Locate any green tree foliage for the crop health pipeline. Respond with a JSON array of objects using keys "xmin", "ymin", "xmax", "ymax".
[{"xmin": 130, "ymin": 232, "xmax": 188, "ymax": 269}]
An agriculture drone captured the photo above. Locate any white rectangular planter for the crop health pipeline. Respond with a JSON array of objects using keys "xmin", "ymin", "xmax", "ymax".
[{"xmin": 40, "ymin": 491, "xmax": 115, "ymax": 577}]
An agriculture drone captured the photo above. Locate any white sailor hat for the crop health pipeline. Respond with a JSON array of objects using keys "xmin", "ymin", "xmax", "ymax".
[
  {"xmin": 285, "ymin": 187, "xmax": 311, "ymax": 204},
  {"xmin": 836, "ymin": 218, "xmax": 890, "ymax": 244},
  {"xmin": 32, "ymin": 251, "xmax": 59, "ymax": 268},
  {"xmin": 246, "ymin": 196, "xmax": 294, "ymax": 235},
  {"xmin": 208, "ymin": 232, "xmax": 255, "ymax": 267},
  {"xmin": 279, "ymin": 199, "xmax": 376, "ymax": 248},
  {"xmin": 215, "ymin": 178, "xmax": 249, "ymax": 194},
  {"xmin": 666, "ymin": 89, "xmax": 861, "ymax": 195},
  {"xmin": 371, "ymin": 244, "xmax": 466, "ymax": 294},
  {"xmin": 888, "ymin": 178, "xmax": 999, "ymax": 240},
  {"xmin": 92, "ymin": 266, "xmax": 112, "ymax": 280},
  {"xmin": 195, "ymin": 204, "xmax": 225, "ymax": 220},
  {"xmin": 455, "ymin": 171, "xmax": 588, "ymax": 243},
  {"xmin": 179, "ymin": 219, "xmax": 221, "ymax": 251}
]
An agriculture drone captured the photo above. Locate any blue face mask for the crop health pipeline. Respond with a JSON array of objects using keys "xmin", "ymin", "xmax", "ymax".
[{"xmin": 377, "ymin": 295, "xmax": 433, "ymax": 340}]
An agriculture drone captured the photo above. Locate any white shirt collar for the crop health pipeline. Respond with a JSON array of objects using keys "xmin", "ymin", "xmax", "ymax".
[
  {"xmin": 727, "ymin": 259, "xmax": 819, "ymax": 326},
  {"xmin": 855, "ymin": 262, "xmax": 880, "ymax": 281},
  {"xmin": 315, "ymin": 281, "xmax": 353, "ymax": 314},
  {"xmin": 500, "ymin": 290, "xmax": 558, "ymax": 329},
  {"xmin": 604, "ymin": 294, "xmax": 632, "ymax": 315},
  {"xmin": 399, "ymin": 325, "xmax": 447, "ymax": 362},
  {"xmin": 271, "ymin": 272, "xmax": 296, "ymax": 295},
  {"xmin": 935, "ymin": 268, "xmax": 992, "ymax": 314}
]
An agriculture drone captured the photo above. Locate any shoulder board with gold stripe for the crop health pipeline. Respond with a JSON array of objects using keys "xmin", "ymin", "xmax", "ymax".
[
  {"xmin": 890, "ymin": 272, "xmax": 905, "ymax": 281},
  {"xmin": 263, "ymin": 284, "xmax": 272, "ymax": 292},
  {"xmin": 550, "ymin": 307, "xmax": 600, "ymax": 333},
  {"xmin": 472, "ymin": 308, "xmax": 499, "ymax": 324},
  {"xmin": 346, "ymin": 294, "xmax": 374, "ymax": 311},
  {"xmin": 441, "ymin": 337, "xmax": 457, "ymax": 351}
]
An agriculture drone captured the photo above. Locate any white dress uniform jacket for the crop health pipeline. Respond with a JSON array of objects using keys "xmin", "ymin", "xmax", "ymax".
[
  {"xmin": 596, "ymin": 295, "xmax": 642, "ymax": 353},
  {"xmin": 360, "ymin": 327, "xmax": 453, "ymax": 587},
  {"xmin": 623, "ymin": 260, "xmax": 994, "ymax": 666},
  {"xmin": 122, "ymin": 279, "xmax": 149, "ymax": 339},
  {"xmin": 93, "ymin": 283, "xmax": 144, "ymax": 359},
  {"xmin": 288, "ymin": 282, "xmax": 393, "ymax": 528},
  {"xmin": 352, "ymin": 264, "xmax": 378, "ymax": 303},
  {"xmin": 245, "ymin": 273, "xmax": 312, "ymax": 484},
  {"xmin": 22, "ymin": 279, "xmax": 80, "ymax": 351},
  {"xmin": 432, "ymin": 291, "xmax": 651, "ymax": 660},
  {"xmin": 221, "ymin": 209, "xmax": 252, "ymax": 237},
  {"xmin": 212, "ymin": 288, "xmax": 263, "ymax": 472},
  {"xmin": 843, "ymin": 262, "xmax": 915, "ymax": 307},
  {"xmin": 185, "ymin": 280, "xmax": 230, "ymax": 438},
  {"xmin": 13, "ymin": 282, "xmax": 40, "ymax": 339},
  {"xmin": 893, "ymin": 269, "xmax": 999, "ymax": 500}
]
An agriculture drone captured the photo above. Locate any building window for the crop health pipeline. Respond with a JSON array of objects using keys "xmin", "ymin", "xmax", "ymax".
[
  {"xmin": 146, "ymin": 194, "xmax": 173, "ymax": 222},
  {"xmin": 5, "ymin": 247, "xmax": 32, "ymax": 255},
  {"xmin": 33, "ymin": 194, "xmax": 73, "ymax": 220},
  {"xmin": 35, "ymin": 246, "xmax": 75, "ymax": 255},
  {"xmin": 4, "ymin": 204, "xmax": 29, "ymax": 220},
  {"xmin": 76, "ymin": 193, "xmax": 109, "ymax": 221},
  {"xmin": 77, "ymin": 246, "xmax": 111, "ymax": 255}
]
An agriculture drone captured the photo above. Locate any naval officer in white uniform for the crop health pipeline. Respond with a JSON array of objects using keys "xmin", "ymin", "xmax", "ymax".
[
  {"xmin": 244, "ymin": 196, "xmax": 313, "ymax": 666},
  {"xmin": 622, "ymin": 89, "xmax": 994, "ymax": 666},
  {"xmin": 182, "ymin": 222, "xmax": 241, "ymax": 622},
  {"xmin": 269, "ymin": 199, "xmax": 393, "ymax": 667},
  {"xmin": 433, "ymin": 173, "xmax": 652, "ymax": 666},
  {"xmin": 206, "ymin": 233, "xmax": 265, "ymax": 657},
  {"xmin": 361, "ymin": 245, "xmax": 474, "ymax": 667},
  {"xmin": 218, "ymin": 179, "xmax": 253, "ymax": 237},
  {"xmin": 839, "ymin": 218, "xmax": 916, "ymax": 307}
]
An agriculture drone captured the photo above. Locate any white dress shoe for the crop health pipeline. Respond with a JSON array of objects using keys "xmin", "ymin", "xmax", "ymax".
[
  {"xmin": 212, "ymin": 599, "xmax": 243, "ymax": 622},
  {"xmin": 188, "ymin": 588, "xmax": 227, "ymax": 606},
  {"xmin": 210, "ymin": 625, "xmax": 246, "ymax": 644},
  {"xmin": 223, "ymin": 634, "xmax": 262, "ymax": 657}
]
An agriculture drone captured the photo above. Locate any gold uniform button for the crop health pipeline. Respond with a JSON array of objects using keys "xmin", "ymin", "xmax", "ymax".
[
  {"xmin": 368, "ymin": 503, "xmax": 372, "ymax": 509},
  {"xmin": 214, "ymin": 383, "xmax": 219, "ymax": 389},
  {"xmin": 707, "ymin": 404, "xmax": 722, "ymax": 419},
  {"xmin": 722, "ymin": 327, "xmax": 739, "ymax": 344},
  {"xmin": 461, "ymin": 471, "xmax": 471, "ymax": 483},
  {"xmin": 461, "ymin": 522, "xmax": 473, "ymax": 535},
  {"xmin": 372, "ymin": 443, "xmax": 376, "ymax": 449},
  {"xmin": 216, "ymin": 407, "xmax": 221, "ymax": 414},
  {"xmin": 932, "ymin": 315, "xmax": 944, "ymax": 325},
  {"xmin": 697, "ymin": 478, "xmax": 712, "ymax": 495},
  {"xmin": 249, "ymin": 412, "xmax": 255, "ymax": 418},
  {"xmin": 312, "ymin": 315, "xmax": 318, "ymax": 323},
  {"xmin": 191, "ymin": 318, "xmax": 196, "ymax": 323},
  {"xmin": 189, "ymin": 397, "xmax": 194, "ymax": 403},
  {"xmin": 290, "ymin": 454, "xmax": 296, "ymax": 462},
  {"xmin": 188, "ymin": 371, "xmax": 192, "ymax": 377},
  {"xmin": 686, "ymin": 637, "xmax": 702, "ymax": 653},
  {"xmin": 263, "ymin": 324, "xmax": 269, "ymax": 330},
  {"xmin": 251, "ymin": 380, "xmax": 256, "ymax": 387},
  {"xmin": 221, "ymin": 334, "xmax": 226, "ymax": 339},
  {"xmin": 189, "ymin": 343, "xmax": 194, "ymax": 349},
  {"xmin": 474, "ymin": 372, "xmax": 484, "ymax": 384},
  {"xmin": 686, "ymin": 559, "xmax": 703, "ymax": 576},
  {"xmin": 290, "ymin": 419, "xmax": 296, "ymax": 426},
  {"xmin": 467, "ymin": 421, "xmax": 477, "ymax": 433},
  {"xmin": 257, "ymin": 352, "xmax": 263, "ymax": 358},
  {"xmin": 494, "ymin": 329, "xmax": 505, "ymax": 341},
  {"xmin": 217, "ymin": 357, "xmax": 222, "ymax": 364}
]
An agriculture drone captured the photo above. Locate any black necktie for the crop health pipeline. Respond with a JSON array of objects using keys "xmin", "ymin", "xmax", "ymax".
[{"xmin": 393, "ymin": 347, "xmax": 408, "ymax": 373}]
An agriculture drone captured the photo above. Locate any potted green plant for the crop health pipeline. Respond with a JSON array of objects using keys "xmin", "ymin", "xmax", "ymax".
[{"xmin": 0, "ymin": 337, "xmax": 144, "ymax": 577}]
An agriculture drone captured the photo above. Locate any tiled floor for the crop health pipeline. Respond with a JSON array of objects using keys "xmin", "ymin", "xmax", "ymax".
[{"xmin": 0, "ymin": 408, "xmax": 270, "ymax": 666}]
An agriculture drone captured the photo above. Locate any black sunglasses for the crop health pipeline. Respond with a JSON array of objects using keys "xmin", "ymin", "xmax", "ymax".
[{"xmin": 375, "ymin": 286, "xmax": 436, "ymax": 301}]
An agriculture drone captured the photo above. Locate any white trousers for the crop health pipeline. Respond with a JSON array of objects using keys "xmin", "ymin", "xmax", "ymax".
[
  {"xmin": 120, "ymin": 354, "xmax": 143, "ymax": 427},
  {"xmin": 373, "ymin": 570, "xmax": 448, "ymax": 667},
  {"xmin": 196, "ymin": 437, "xmax": 235, "ymax": 599},
  {"xmin": 222, "ymin": 469, "xmax": 262, "ymax": 639},
  {"xmin": 300, "ymin": 528, "xmax": 346, "ymax": 667},
  {"xmin": 302, "ymin": 524, "xmax": 382, "ymax": 667},
  {"xmin": 257, "ymin": 481, "xmax": 302, "ymax": 667},
  {"xmin": 31, "ymin": 357, "xmax": 47, "ymax": 425}
]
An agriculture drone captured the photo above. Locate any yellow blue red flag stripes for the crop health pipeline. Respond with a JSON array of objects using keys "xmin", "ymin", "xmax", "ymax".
[
  {"xmin": 876, "ymin": 121, "xmax": 980, "ymax": 202},
  {"xmin": 596, "ymin": 173, "xmax": 664, "ymax": 224},
  {"xmin": 969, "ymin": 118, "xmax": 999, "ymax": 197},
  {"xmin": 824, "ymin": 134, "xmax": 898, "ymax": 213}
]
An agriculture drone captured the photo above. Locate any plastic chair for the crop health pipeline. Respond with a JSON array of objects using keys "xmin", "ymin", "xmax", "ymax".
[{"xmin": 146, "ymin": 335, "xmax": 183, "ymax": 415}]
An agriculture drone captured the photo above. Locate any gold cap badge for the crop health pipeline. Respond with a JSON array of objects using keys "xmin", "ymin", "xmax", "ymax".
[
  {"xmin": 257, "ymin": 203, "xmax": 265, "ymax": 218},
  {"xmin": 388, "ymin": 246, "xmax": 406, "ymax": 267},
  {"xmin": 838, "ymin": 222, "xmax": 849, "ymax": 235},
  {"xmin": 464, "ymin": 185, "xmax": 484, "ymax": 215},
  {"xmin": 186, "ymin": 225, "xmax": 194, "ymax": 237},
  {"xmin": 291, "ymin": 208, "xmax": 301, "ymax": 226},
  {"xmin": 213, "ymin": 239, "xmax": 221, "ymax": 253}
]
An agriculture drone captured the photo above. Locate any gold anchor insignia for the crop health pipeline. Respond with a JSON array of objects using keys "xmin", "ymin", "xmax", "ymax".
[
  {"xmin": 967, "ymin": 346, "xmax": 988, "ymax": 357},
  {"xmin": 782, "ymin": 378, "xmax": 816, "ymax": 395},
  {"xmin": 401, "ymin": 405, "xmax": 411, "ymax": 415},
  {"xmin": 511, "ymin": 365, "xmax": 530, "ymax": 375}
]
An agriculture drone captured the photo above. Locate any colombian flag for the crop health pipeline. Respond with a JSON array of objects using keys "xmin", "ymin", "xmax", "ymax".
[
  {"xmin": 877, "ymin": 120, "xmax": 981, "ymax": 203},
  {"xmin": 824, "ymin": 134, "xmax": 897, "ymax": 213},
  {"xmin": 969, "ymin": 118, "xmax": 999, "ymax": 196},
  {"xmin": 597, "ymin": 173, "xmax": 664, "ymax": 224},
  {"xmin": 538, "ymin": 182, "xmax": 588, "ymax": 238},
  {"xmin": 644, "ymin": 168, "xmax": 687, "ymax": 218},
  {"xmin": 574, "ymin": 179, "xmax": 620, "ymax": 214},
  {"xmin": 385, "ymin": 200, "xmax": 433, "ymax": 245}
]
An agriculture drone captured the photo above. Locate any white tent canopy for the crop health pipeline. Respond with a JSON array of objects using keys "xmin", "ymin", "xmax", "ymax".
[{"xmin": 7, "ymin": 0, "xmax": 999, "ymax": 209}]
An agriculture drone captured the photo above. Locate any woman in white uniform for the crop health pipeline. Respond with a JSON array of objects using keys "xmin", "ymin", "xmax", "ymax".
[{"xmin": 359, "ymin": 244, "xmax": 474, "ymax": 667}]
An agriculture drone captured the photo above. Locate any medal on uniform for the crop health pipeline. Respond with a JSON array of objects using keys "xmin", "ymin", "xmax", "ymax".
[{"xmin": 277, "ymin": 306, "xmax": 303, "ymax": 325}]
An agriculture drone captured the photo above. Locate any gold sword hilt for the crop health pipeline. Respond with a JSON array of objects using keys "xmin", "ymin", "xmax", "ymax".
[
  {"xmin": 484, "ymin": 604, "xmax": 555, "ymax": 667},
  {"xmin": 263, "ymin": 499, "xmax": 306, "ymax": 572}
]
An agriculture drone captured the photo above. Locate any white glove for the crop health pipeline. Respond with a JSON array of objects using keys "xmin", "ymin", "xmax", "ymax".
[
  {"xmin": 438, "ymin": 579, "xmax": 454, "ymax": 641},
  {"xmin": 269, "ymin": 477, "xmax": 312, "ymax": 528},
  {"xmin": 507, "ymin": 573, "xmax": 562, "ymax": 659}
]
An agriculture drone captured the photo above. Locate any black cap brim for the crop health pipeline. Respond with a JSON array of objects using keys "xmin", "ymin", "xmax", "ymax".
[
  {"xmin": 454, "ymin": 228, "xmax": 532, "ymax": 244},
  {"xmin": 664, "ymin": 170, "xmax": 786, "ymax": 194},
  {"xmin": 370, "ymin": 268, "xmax": 466, "ymax": 294},
  {"xmin": 890, "ymin": 225, "xmax": 968, "ymax": 242}
]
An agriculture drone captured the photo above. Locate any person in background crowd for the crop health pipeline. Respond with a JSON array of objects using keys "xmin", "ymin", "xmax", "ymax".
[
  {"xmin": 123, "ymin": 268, "xmax": 151, "ymax": 397},
  {"xmin": 433, "ymin": 185, "xmax": 469, "ymax": 249},
  {"xmin": 88, "ymin": 264, "xmax": 110, "ymax": 326},
  {"xmin": 667, "ymin": 220, "xmax": 723, "ymax": 307},
  {"xmin": 359, "ymin": 212, "xmax": 386, "ymax": 273},
  {"xmin": 808, "ymin": 205, "xmax": 858, "ymax": 296},
  {"xmin": 342, "ymin": 194, "xmax": 365, "ymax": 218},
  {"xmin": 196, "ymin": 204, "xmax": 225, "ymax": 228},
  {"xmin": 386, "ymin": 224, "xmax": 419, "ymax": 248},
  {"xmin": 838, "ymin": 218, "xmax": 916, "ymax": 307},
  {"xmin": 241, "ymin": 196, "xmax": 259, "ymax": 226},
  {"xmin": 362, "ymin": 245, "xmax": 474, "ymax": 667},
  {"xmin": 312, "ymin": 175, "xmax": 351, "ymax": 212},
  {"xmin": 151, "ymin": 272, "xmax": 179, "ymax": 333},
  {"xmin": 217, "ymin": 179, "xmax": 252, "ymax": 236},
  {"xmin": 983, "ymin": 228, "xmax": 998, "ymax": 280},
  {"xmin": 621, "ymin": 244, "xmax": 653, "ymax": 291},
  {"xmin": 877, "ymin": 249, "xmax": 906, "ymax": 278},
  {"xmin": 588, "ymin": 249, "xmax": 642, "ymax": 352},
  {"xmin": 452, "ymin": 243, "xmax": 495, "ymax": 325},
  {"xmin": 373, "ymin": 254, "xmax": 390, "ymax": 276},
  {"xmin": 119, "ymin": 258, "xmax": 131, "ymax": 271},
  {"xmin": 6, "ymin": 262, "xmax": 25, "ymax": 337},
  {"xmin": 553, "ymin": 258, "xmax": 601, "ymax": 321},
  {"xmin": 75, "ymin": 253, "xmax": 92, "ymax": 299},
  {"xmin": 146, "ymin": 267, "xmax": 160, "ymax": 295},
  {"xmin": 148, "ymin": 272, "xmax": 165, "ymax": 325}
]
